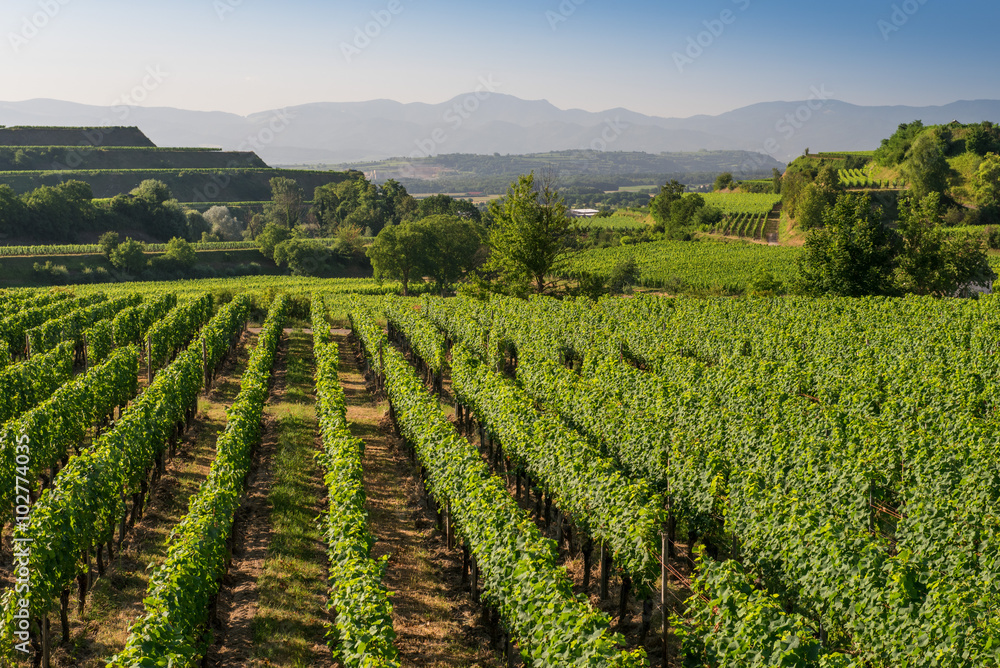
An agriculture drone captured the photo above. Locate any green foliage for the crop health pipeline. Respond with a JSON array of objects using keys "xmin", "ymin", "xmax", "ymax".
[
  {"xmin": 109, "ymin": 237, "xmax": 148, "ymax": 274},
  {"xmin": 794, "ymin": 193, "xmax": 897, "ymax": 296},
  {"xmin": 972, "ymin": 152, "xmax": 1000, "ymax": 208},
  {"xmin": 873, "ymin": 120, "xmax": 925, "ymax": 166},
  {"xmin": 98, "ymin": 230, "xmax": 120, "ymax": 259},
  {"xmin": 273, "ymin": 237, "xmax": 331, "ymax": 276},
  {"xmin": 900, "ymin": 132, "xmax": 952, "ymax": 199},
  {"xmin": 366, "ymin": 221, "xmax": 428, "ymax": 296},
  {"xmin": 484, "ymin": 172, "xmax": 575, "ymax": 294},
  {"xmin": 264, "ymin": 176, "xmax": 304, "ymax": 228},
  {"xmin": 312, "ymin": 297, "xmax": 400, "ymax": 667},
  {"xmin": 649, "ymin": 179, "xmax": 685, "ymax": 233},
  {"xmin": 713, "ymin": 172, "xmax": 734, "ymax": 191},
  {"xmin": 255, "ymin": 221, "xmax": 294, "ymax": 260},
  {"xmin": 747, "ymin": 268, "xmax": 784, "ymax": 296},
  {"xmin": 893, "ymin": 193, "xmax": 996, "ymax": 296},
  {"xmin": 412, "ymin": 193, "xmax": 481, "ymax": 222}
]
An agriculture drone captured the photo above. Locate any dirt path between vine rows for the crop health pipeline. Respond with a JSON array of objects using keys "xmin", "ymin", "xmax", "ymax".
[{"xmin": 333, "ymin": 331, "xmax": 501, "ymax": 668}]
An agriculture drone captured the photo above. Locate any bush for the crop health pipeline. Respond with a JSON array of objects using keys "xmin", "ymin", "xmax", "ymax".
[
  {"xmin": 273, "ymin": 237, "xmax": 331, "ymax": 276},
  {"xmin": 109, "ymin": 238, "xmax": 148, "ymax": 274}
]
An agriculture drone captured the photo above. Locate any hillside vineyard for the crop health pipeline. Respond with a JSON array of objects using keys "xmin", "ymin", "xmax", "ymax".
[{"xmin": 0, "ymin": 282, "xmax": 997, "ymax": 667}]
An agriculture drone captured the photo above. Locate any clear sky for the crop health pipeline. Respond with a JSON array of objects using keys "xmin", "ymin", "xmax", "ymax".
[{"xmin": 1, "ymin": 0, "xmax": 997, "ymax": 118}]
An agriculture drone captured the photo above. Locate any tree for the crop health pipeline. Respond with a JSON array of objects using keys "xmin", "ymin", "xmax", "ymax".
[
  {"xmin": 264, "ymin": 177, "xmax": 304, "ymax": 228},
  {"xmin": 901, "ymin": 132, "xmax": 951, "ymax": 199},
  {"xmin": 484, "ymin": 173, "xmax": 574, "ymax": 294},
  {"xmin": 255, "ymin": 222, "xmax": 293, "ymax": 259},
  {"xmin": 649, "ymin": 180, "xmax": 685, "ymax": 232},
  {"xmin": 893, "ymin": 193, "xmax": 995, "ymax": 296},
  {"xmin": 150, "ymin": 237, "xmax": 198, "ymax": 273},
  {"xmin": 794, "ymin": 193, "xmax": 898, "ymax": 297},
  {"xmin": 367, "ymin": 222, "xmax": 429, "ymax": 296},
  {"xmin": 772, "ymin": 168, "xmax": 783, "ymax": 195},
  {"xmin": 130, "ymin": 179, "xmax": 172, "ymax": 204},
  {"xmin": 874, "ymin": 121, "xmax": 925, "ymax": 166},
  {"xmin": 184, "ymin": 210, "xmax": 210, "ymax": 242},
  {"xmin": 203, "ymin": 205, "xmax": 242, "ymax": 240},
  {"xmin": 414, "ymin": 214, "xmax": 483, "ymax": 295},
  {"xmin": 99, "ymin": 231, "xmax": 121, "ymax": 259},
  {"xmin": 273, "ymin": 238, "xmax": 330, "ymax": 276},
  {"xmin": 333, "ymin": 223, "xmax": 365, "ymax": 257},
  {"xmin": 972, "ymin": 152, "xmax": 1000, "ymax": 208},
  {"xmin": 109, "ymin": 238, "xmax": 148, "ymax": 274},
  {"xmin": 0, "ymin": 185, "xmax": 26, "ymax": 238},
  {"xmin": 713, "ymin": 172, "xmax": 734, "ymax": 191}
]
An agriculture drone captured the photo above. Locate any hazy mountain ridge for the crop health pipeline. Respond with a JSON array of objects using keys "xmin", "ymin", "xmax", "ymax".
[{"xmin": 2, "ymin": 95, "xmax": 999, "ymax": 165}]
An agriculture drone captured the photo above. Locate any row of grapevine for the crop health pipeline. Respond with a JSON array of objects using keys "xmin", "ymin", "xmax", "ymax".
[
  {"xmin": 349, "ymin": 302, "xmax": 647, "ymax": 667},
  {"xmin": 0, "ymin": 342, "xmax": 74, "ymax": 425},
  {"xmin": 106, "ymin": 295, "xmax": 286, "ymax": 666},
  {"xmin": 699, "ymin": 192, "xmax": 781, "ymax": 215},
  {"xmin": 147, "ymin": 293, "xmax": 214, "ymax": 371},
  {"xmin": 312, "ymin": 296, "xmax": 399, "ymax": 667},
  {"xmin": 449, "ymin": 345, "xmax": 664, "ymax": 591},
  {"xmin": 0, "ymin": 345, "xmax": 139, "ymax": 524},
  {"xmin": 25, "ymin": 294, "xmax": 142, "ymax": 357},
  {"xmin": 0, "ymin": 292, "xmax": 107, "ymax": 356},
  {"xmin": 0, "ymin": 294, "xmax": 253, "ymax": 661},
  {"xmin": 838, "ymin": 168, "xmax": 904, "ymax": 189},
  {"xmin": 86, "ymin": 292, "xmax": 178, "ymax": 365}
]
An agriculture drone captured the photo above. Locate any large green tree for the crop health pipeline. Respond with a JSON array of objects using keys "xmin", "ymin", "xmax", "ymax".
[
  {"xmin": 900, "ymin": 132, "xmax": 951, "ymax": 199},
  {"xmin": 794, "ymin": 193, "xmax": 898, "ymax": 297},
  {"xmin": 893, "ymin": 193, "xmax": 995, "ymax": 296},
  {"xmin": 367, "ymin": 222, "xmax": 429, "ymax": 296},
  {"xmin": 413, "ymin": 214, "xmax": 483, "ymax": 295},
  {"xmin": 265, "ymin": 176, "xmax": 304, "ymax": 228},
  {"xmin": 484, "ymin": 173, "xmax": 574, "ymax": 294}
]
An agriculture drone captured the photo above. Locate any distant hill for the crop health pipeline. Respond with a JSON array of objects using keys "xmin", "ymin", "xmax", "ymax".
[
  {"xmin": 328, "ymin": 150, "xmax": 786, "ymax": 194},
  {"xmin": 3, "ymin": 96, "xmax": 1000, "ymax": 164}
]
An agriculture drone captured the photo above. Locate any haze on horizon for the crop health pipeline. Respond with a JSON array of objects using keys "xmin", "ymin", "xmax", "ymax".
[{"xmin": 1, "ymin": 0, "xmax": 997, "ymax": 120}]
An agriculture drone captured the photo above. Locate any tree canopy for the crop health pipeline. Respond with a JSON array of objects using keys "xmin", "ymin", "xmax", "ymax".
[{"xmin": 483, "ymin": 172, "xmax": 574, "ymax": 294}]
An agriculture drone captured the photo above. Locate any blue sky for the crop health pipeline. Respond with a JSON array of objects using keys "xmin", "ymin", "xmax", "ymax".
[{"xmin": 1, "ymin": 0, "xmax": 997, "ymax": 118}]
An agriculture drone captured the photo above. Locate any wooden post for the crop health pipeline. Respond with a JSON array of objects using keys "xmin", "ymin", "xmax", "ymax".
[
  {"xmin": 60, "ymin": 590, "xmax": 70, "ymax": 643},
  {"xmin": 662, "ymin": 528, "xmax": 669, "ymax": 665},
  {"xmin": 202, "ymin": 338, "xmax": 209, "ymax": 389},
  {"xmin": 600, "ymin": 543, "xmax": 611, "ymax": 601},
  {"xmin": 445, "ymin": 501, "xmax": 453, "ymax": 549},
  {"xmin": 582, "ymin": 538, "xmax": 593, "ymax": 592},
  {"xmin": 41, "ymin": 615, "xmax": 50, "ymax": 668}
]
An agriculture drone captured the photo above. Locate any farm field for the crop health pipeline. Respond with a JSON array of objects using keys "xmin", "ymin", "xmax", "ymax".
[{"xmin": 0, "ymin": 279, "xmax": 998, "ymax": 667}]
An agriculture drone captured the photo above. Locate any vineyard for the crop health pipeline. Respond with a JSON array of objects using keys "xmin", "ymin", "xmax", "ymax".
[
  {"xmin": 837, "ymin": 169, "xmax": 904, "ymax": 189},
  {"xmin": 697, "ymin": 193, "xmax": 780, "ymax": 241},
  {"xmin": 561, "ymin": 239, "xmax": 802, "ymax": 292},
  {"xmin": 0, "ymin": 279, "xmax": 999, "ymax": 667}
]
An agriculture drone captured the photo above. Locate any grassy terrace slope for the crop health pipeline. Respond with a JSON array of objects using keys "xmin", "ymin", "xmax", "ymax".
[
  {"xmin": 0, "ymin": 126, "xmax": 155, "ymax": 147},
  {"xmin": 0, "ymin": 147, "xmax": 267, "ymax": 171},
  {"xmin": 0, "ymin": 168, "xmax": 354, "ymax": 200}
]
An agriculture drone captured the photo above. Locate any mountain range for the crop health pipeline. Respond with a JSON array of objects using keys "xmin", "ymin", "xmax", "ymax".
[{"xmin": 2, "ymin": 95, "xmax": 999, "ymax": 166}]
